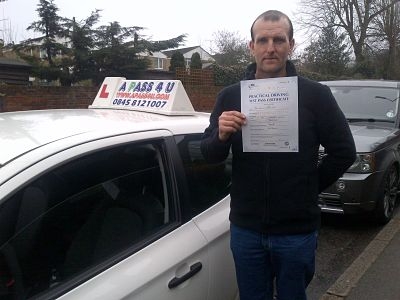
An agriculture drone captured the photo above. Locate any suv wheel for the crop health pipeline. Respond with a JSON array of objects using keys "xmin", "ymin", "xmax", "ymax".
[{"xmin": 374, "ymin": 165, "xmax": 399, "ymax": 224}]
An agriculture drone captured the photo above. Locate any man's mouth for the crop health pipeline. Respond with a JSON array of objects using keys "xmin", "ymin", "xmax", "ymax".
[{"xmin": 264, "ymin": 57, "xmax": 278, "ymax": 62}]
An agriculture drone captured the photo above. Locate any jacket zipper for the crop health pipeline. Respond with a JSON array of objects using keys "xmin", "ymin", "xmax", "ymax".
[{"xmin": 264, "ymin": 155, "xmax": 271, "ymax": 224}]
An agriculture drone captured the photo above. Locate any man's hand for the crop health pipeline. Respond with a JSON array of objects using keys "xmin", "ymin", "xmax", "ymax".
[{"xmin": 218, "ymin": 111, "xmax": 247, "ymax": 142}]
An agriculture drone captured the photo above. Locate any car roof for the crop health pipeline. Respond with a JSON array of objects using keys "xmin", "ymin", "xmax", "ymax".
[
  {"xmin": 320, "ymin": 79, "xmax": 400, "ymax": 88},
  {"xmin": 0, "ymin": 77, "xmax": 212, "ymax": 167},
  {"xmin": 0, "ymin": 108, "xmax": 210, "ymax": 167}
]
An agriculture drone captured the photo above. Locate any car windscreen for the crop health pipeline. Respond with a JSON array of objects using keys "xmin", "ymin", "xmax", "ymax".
[{"xmin": 329, "ymin": 85, "xmax": 399, "ymax": 125}]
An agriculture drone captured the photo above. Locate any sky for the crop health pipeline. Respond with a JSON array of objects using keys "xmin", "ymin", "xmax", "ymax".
[{"xmin": 0, "ymin": 0, "xmax": 303, "ymax": 53}]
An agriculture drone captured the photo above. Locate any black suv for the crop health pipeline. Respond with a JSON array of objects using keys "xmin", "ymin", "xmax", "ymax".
[{"xmin": 319, "ymin": 80, "xmax": 400, "ymax": 223}]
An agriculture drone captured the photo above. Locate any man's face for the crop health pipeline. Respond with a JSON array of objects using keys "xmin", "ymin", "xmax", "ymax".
[{"xmin": 249, "ymin": 17, "xmax": 294, "ymax": 78}]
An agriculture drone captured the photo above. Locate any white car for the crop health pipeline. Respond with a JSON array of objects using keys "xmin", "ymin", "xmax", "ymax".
[{"xmin": 0, "ymin": 78, "xmax": 238, "ymax": 300}]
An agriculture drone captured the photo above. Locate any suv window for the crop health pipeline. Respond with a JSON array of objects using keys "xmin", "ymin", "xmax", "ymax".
[
  {"xmin": 0, "ymin": 141, "xmax": 175, "ymax": 299},
  {"xmin": 330, "ymin": 86, "xmax": 399, "ymax": 123},
  {"xmin": 176, "ymin": 134, "xmax": 232, "ymax": 216}
]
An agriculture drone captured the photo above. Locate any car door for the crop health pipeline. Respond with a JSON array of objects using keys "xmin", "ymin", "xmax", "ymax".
[
  {"xmin": 0, "ymin": 131, "xmax": 210, "ymax": 300},
  {"xmin": 60, "ymin": 221, "xmax": 210, "ymax": 300},
  {"xmin": 174, "ymin": 133, "xmax": 239, "ymax": 300}
]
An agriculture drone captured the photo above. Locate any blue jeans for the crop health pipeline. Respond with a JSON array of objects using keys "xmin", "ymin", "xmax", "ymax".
[{"xmin": 230, "ymin": 224, "xmax": 317, "ymax": 300}]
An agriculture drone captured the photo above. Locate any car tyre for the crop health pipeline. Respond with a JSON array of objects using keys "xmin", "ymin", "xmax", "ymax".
[{"xmin": 374, "ymin": 164, "xmax": 399, "ymax": 224}]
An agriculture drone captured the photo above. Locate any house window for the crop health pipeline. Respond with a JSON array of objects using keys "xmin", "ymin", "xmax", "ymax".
[
  {"xmin": 156, "ymin": 58, "xmax": 164, "ymax": 69},
  {"xmin": 39, "ymin": 48, "xmax": 47, "ymax": 59},
  {"xmin": 56, "ymin": 49, "xmax": 63, "ymax": 58}
]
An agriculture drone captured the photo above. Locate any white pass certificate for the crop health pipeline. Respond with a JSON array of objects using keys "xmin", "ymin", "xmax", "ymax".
[{"xmin": 240, "ymin": 77, "xmax": 298, "ymax": 152}]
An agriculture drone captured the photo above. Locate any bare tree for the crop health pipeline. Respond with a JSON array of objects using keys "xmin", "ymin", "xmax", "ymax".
[
  {"xmin": 296, "ymin": 0, "xmax": 400, "ymax": 63},
  {"xmin": 210, "ymin": 30, "xmax": 253, "ymax": 67},
  {"xmin": 0, "ymin": 0, "xmax": 16, "ymax": 45},
  {"xmin": 0, "ymin": 19, "xmax": 18, "ymax": 45},
  {"xmin": 370, "ymin": 0, "xmax": 400, "ymax": 78}
]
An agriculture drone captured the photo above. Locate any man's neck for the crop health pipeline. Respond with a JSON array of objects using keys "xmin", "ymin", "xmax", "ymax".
[{"xmin": 255, "ymin": 71, "xmax": 287, "ymax": 79}]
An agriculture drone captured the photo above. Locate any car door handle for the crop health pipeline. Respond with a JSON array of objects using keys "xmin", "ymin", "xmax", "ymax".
[{"xmin": 168, "ymin": 262, "xmax": 203, "ymax": 289}]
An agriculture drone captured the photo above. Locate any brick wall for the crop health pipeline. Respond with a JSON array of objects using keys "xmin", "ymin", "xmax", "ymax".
[
  {"xmin": 0, "ymin": 84, "xmax": 222, "ymax": 113},
  {"xmin": 185, "ymin": 85, "xmax": 223, "ymax": 112},
  {"xmin": 0, "ymin": 85, "xmax": 98, "ymax": 112}
]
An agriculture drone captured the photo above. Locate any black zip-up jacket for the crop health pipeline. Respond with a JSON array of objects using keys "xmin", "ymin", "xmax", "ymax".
[{"xmin": 201, "ymin": 61, "xmax": 356, "ymax": 234}]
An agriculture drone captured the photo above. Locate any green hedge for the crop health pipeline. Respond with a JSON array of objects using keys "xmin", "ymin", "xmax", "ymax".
[
  {"xmin": 212, "ymin": 63, "xmax": 354, "ymax": 86},
  {"xmin": 212, "ymin": 64, "xmax": 246, "ymax": 86}
]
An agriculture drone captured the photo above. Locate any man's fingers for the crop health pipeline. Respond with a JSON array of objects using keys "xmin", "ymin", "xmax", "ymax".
[
  {"xmin": 220, "ymin": 111, "xmax": 246, "ymax": 121},
  {"xmin": 218, "ymin": 111, "xmax": 246, "ymax": 142},
  {"xmin": 219, "ymin": 111, "xmax": 246, "ymax": 126}
]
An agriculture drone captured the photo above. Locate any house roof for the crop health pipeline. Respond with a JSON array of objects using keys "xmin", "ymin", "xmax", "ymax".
[
  {"xmin": 0, "ymin": 57, "xmax": 31, "ymax": 68},
  {"xmin": 19, "ymin": 36, "xmax": 70, "ymax": 46},
  {"xmin": 162, "ymin": 46, "xmax": 210, "ymax": 58}
]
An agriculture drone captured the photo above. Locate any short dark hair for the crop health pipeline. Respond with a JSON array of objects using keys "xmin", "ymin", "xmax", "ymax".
[{"xmin": 250, "ymin": 10, "xmax": 293, "ymax": 41}]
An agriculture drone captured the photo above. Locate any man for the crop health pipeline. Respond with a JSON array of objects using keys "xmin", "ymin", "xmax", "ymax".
[{"xmin": 200, "ymin": 10, "xmax": 356, "ymax": 300}]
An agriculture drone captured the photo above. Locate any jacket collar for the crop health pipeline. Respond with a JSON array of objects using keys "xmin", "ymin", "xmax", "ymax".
[{"xmin": 244, "ymin": 60, "xmax": 298, "ymax": 80}]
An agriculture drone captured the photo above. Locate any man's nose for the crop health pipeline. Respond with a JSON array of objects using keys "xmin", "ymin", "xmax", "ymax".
[{"xmin": 265, "ymin": 40, "xmax": 275, "ymax": 52}]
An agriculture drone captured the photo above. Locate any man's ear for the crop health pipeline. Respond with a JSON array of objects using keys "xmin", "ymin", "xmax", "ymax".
[
  {"xmin": 249, "ymin": 40, "xmax": 255, "ymax": 54},
  {"xmin": 289, "ymin": 39, "xmax": 295, "ymax": 53}
]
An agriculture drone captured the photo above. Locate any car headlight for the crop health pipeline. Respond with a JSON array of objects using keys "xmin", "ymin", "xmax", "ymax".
[{"xmin": 347, "ymin": 153, "xmax": 375, "ymax": 173}]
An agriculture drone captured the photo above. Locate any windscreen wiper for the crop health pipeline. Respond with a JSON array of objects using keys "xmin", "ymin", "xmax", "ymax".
[
  {"xmin": 347, "ymin": 118, "xmax": 394, "ymax": 123},
  {"xmin": 374, "ymin": 95, "xmax": 400, "ymax": 102}
]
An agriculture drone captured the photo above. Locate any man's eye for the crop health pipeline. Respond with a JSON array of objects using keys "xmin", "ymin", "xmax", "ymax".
[
  {"xmin": 258, "ymin": 38, "xmax": 268, "ymax": 44},
  {"xmin": 274, "ymin": 38, "xmax": 286, "ymax": 44}
]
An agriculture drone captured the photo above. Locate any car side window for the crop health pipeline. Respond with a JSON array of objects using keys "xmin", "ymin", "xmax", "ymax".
[
  {"xmin": 176, "ymin": 134, "xmax": 232, "ymax": 216},
  {"xmin": 0, "ymin": 141, "xmax": 175, "ymax": 299}
]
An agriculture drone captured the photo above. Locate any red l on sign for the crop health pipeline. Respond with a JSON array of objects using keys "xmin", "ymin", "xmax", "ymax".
[{"xmin": 99, "ymin": 84, "xmax": 110, "ymax": 98}]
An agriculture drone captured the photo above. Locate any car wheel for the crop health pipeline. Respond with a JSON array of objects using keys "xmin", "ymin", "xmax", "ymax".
[{"xmin": 374, "ymin": 165, "xmax": 399, "ymax": 224}]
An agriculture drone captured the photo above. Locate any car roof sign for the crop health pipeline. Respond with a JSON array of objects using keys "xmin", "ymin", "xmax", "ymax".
[{"xmin": 90, "ymin": 77, "xmax": 196, "ymax": 115}]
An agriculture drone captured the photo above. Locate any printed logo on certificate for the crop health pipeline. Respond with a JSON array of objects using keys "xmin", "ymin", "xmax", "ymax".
[{"xmin": 240, "ymin": 77, "xmax": 298, "ymax": 152}]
